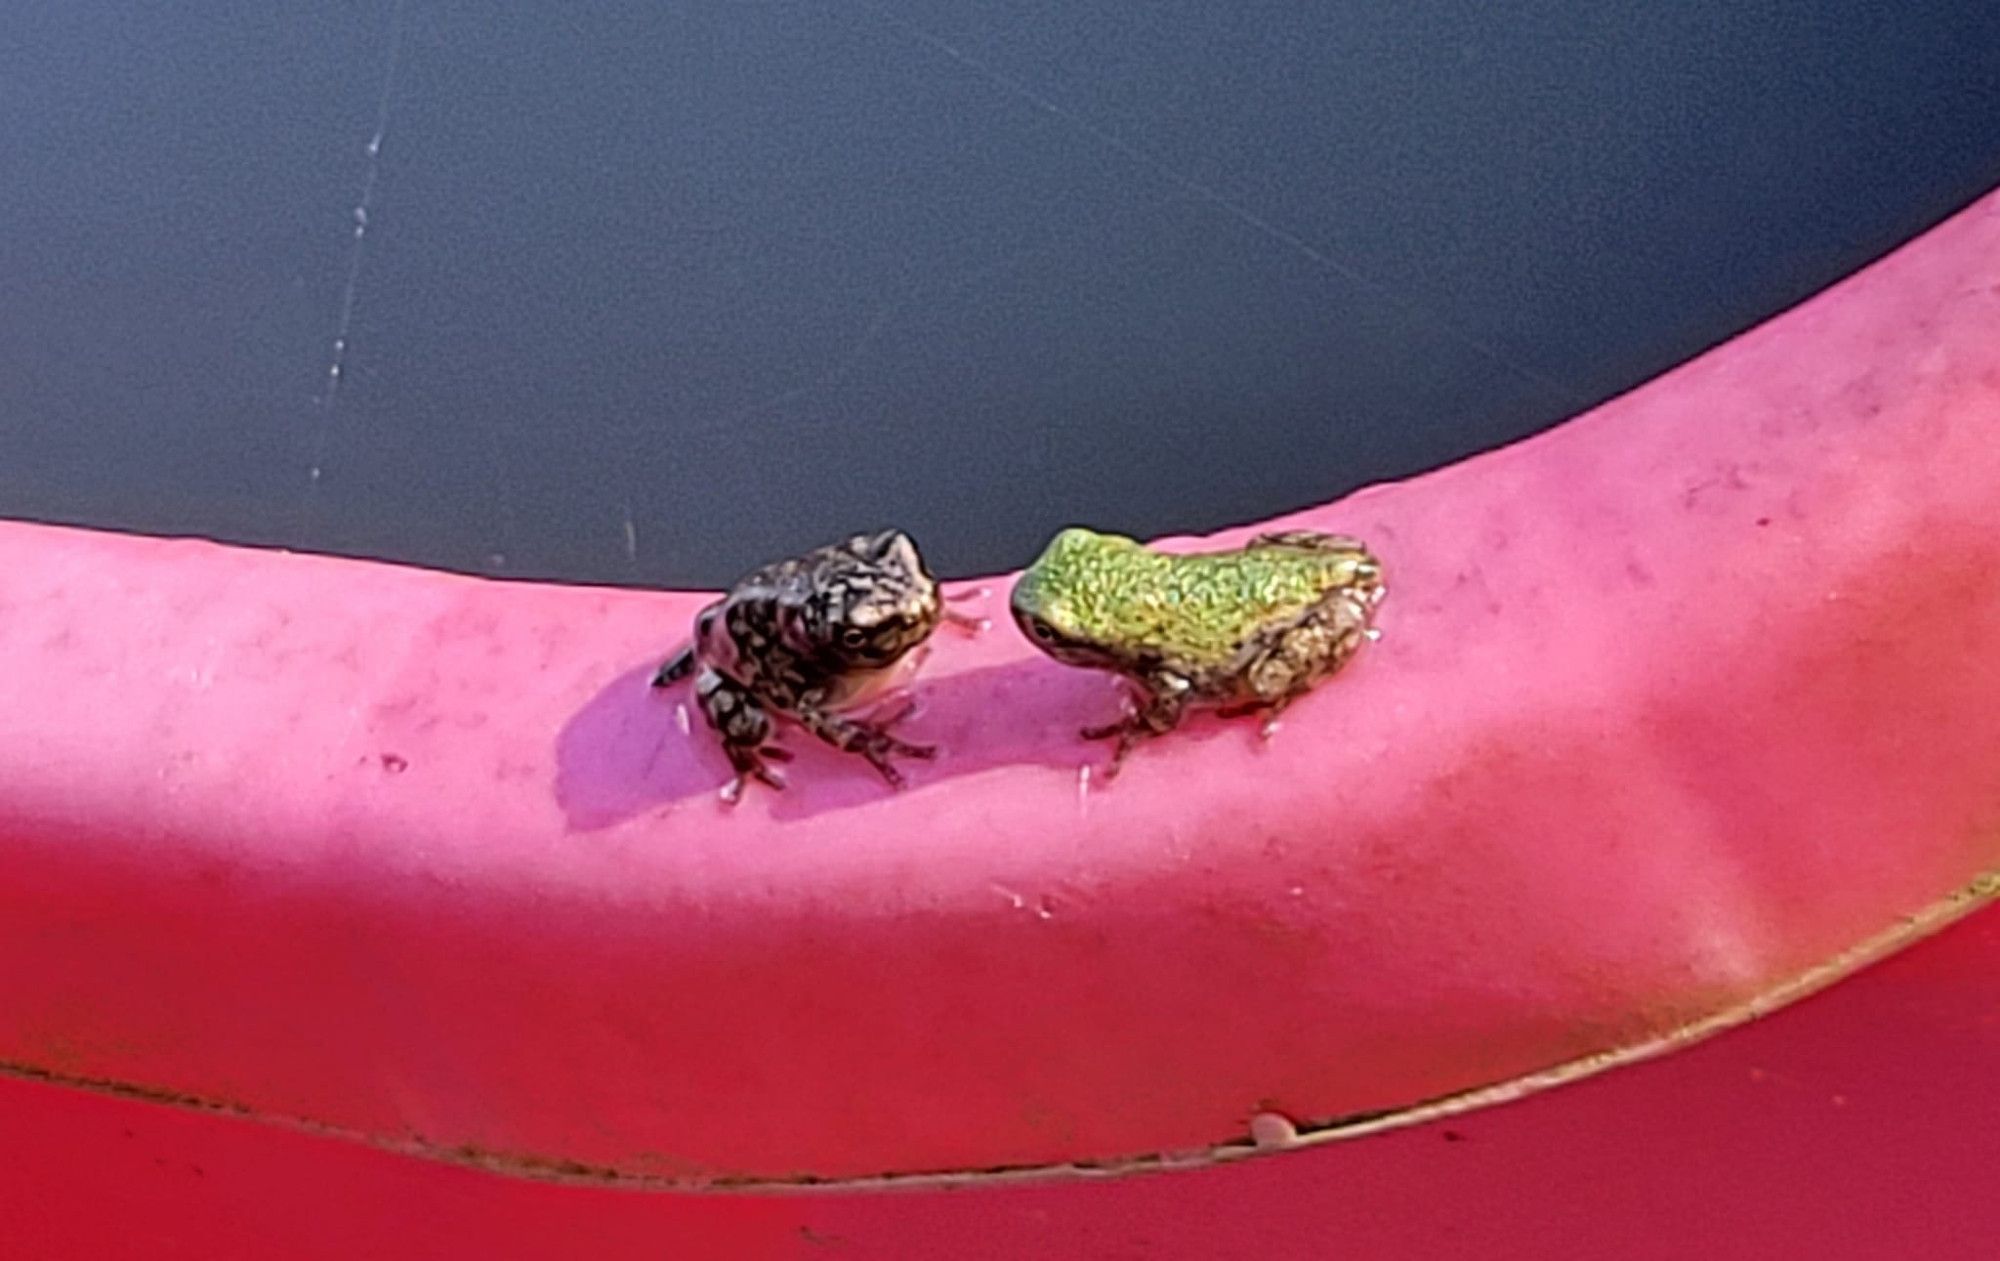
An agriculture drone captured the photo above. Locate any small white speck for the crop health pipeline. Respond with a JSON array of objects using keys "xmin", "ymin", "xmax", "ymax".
[
  {"xmin": 1076, "ymin": 763, "xmax": 1093, "ymax": 803},
  {"xmin": 1364, "ymin": 627, "xmax": 1383, "ymax": 642},
  {"xmin": 1288, "ymin": 885, "xmax": 1305, "ymax": 898},
  {"xmin": 1249, "ymin": 1112, "xmax": 1300, "ymax": 1149},
  {"xmin": 674, "ymin": 703, "xmax": 691, "ymax": 735},
  {"xmin": 1259, "ymin": 717, "xmax": 1283, "ymax": 740},
  {"xmin": 365, "ymin": 136, "xmax": 382, "ymax": 157}
]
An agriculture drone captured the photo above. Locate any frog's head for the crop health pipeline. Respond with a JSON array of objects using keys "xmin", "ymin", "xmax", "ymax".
[
  {"xmin": 1010, "ymin": 527, "xmax": 1142, "ymax": 668},
  {"xmin": 813, "ymin": 529, "xmax": 942, "ymax": 667}
]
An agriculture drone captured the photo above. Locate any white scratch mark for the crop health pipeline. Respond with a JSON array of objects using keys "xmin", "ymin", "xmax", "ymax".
[
  {"xmin": 714, "ymin": 243, "xmax": 1046, "ymax": 430},
  {"xmin": 872, "ymin": 11, "xmax": 1581, "ymax": 404},
  {"xmin": 304, "ymin": 0, "xmax": 410, "ymax": 514}
]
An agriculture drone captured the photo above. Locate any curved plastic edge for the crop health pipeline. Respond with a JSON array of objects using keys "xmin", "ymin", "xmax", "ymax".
[{"xmin": 1, "ymin": 187, "xmax": 1997, "ymax": 1182}]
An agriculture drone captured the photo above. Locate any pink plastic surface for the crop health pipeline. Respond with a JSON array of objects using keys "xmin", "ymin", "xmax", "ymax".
[
  {"xmin": 2, "ymin": 186, "xmax": 1998, "ymax": 1248},
  {"xmin": 4, "ymin": 904, "xmax": 1992, "ymax": 1259}
]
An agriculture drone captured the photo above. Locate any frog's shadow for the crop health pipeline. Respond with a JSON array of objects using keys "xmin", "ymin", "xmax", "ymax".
[{"xmin": 552, "ymin": 657, "xmax": 1250, "ymax": 829}]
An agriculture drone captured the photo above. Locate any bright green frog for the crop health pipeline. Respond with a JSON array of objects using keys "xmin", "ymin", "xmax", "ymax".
[{"xmin": 1010, "ymin": 527, "xmax": 1386, "ymax": 775}]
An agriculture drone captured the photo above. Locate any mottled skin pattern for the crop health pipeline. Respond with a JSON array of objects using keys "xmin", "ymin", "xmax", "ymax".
[
  {"xmin": 1011, "ymin": 527, "xmax": 1386, "ymax": 776},
  {"xmin": 654, "ymin": 529, "xmax": 957, "ymax": 802}
]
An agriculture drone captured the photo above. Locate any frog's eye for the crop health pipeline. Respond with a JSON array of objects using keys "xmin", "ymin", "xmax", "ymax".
[
  {"xmin": 1025, "ymin": 617, "xmax": 1058, "ymax": 643},
  {"xmin": 838, "ymin": 626, "xmax": 870, "ymax": 650}
]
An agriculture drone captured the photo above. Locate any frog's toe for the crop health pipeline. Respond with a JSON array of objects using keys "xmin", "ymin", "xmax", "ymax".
[
  {"xmin": 870, "ymin": 759, "xmax": 908, "ymax": 789},
  {"xmin": 735, "ymin": 764, "xmax": 787, "ymax": 796},
  {"xmin": 719, "ymin": 744, "xmax": 790, "ymax": 803},
  {"xmin": 863, "ymin": 741, "xmax": 934, "ymax": 788},
  {"xmin": 1097, "ymin": 746, "xmax": 1132, "ymax": 781},
  {"xmin": 749, "ymin": 751, "xmax": 790, "ymax": 788}
]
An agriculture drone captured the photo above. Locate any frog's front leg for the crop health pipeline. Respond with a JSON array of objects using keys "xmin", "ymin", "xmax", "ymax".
[
  {"xmin": 692, "ymin": 669, "xmax": 792, "ymax": 802},
  {"xmin": 1082, "ymin": 671, "xmax": 1191, "ymax": 777},
  {"xmin": 792, "ymin": 697, "xmax": 936, "ymax": 789}
]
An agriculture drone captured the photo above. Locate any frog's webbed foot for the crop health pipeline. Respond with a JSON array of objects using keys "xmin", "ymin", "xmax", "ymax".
[
  {"xmin": 720, "ymin": 744, "xmax": 792, "ymax": 804},
  {"xmin": 1082, "ymin": 675, "xmax": 1188, "ymax": 779},
  {"xmin": 796, "ymin": 704, "xmax": 936, "ymax": 790},
  {"xmin": 1078, "ymin": 715, "xmax": 1148, "ymax": 780}
]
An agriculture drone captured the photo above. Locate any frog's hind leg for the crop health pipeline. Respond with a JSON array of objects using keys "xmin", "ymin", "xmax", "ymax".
[
  {"xmin": 1248, "ymin": 530, "xmax": 1367, "ymax": 552},
  {"xmin": 655, "ymin": 604, "xmax": 727, "ymax": 688},
  {"xmin": 1228, "ymin": 602, "xmax": 1373, "ymax": 739},
  {"xmin": 794, "ymin": 702, "xmax": 936, "ymax": 790},
  {"xmin": 652, "ymin": 646, "xmax": 696, "ymax": 688},
  {"xmin": 693, "ymin": 669, "xmax": 790, "ymax": 802}
]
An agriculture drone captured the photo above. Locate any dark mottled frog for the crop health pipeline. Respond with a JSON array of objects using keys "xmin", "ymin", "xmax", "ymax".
[{"xmin": 655, "ymin": 529, "xmax": 975, "ymax": 802}]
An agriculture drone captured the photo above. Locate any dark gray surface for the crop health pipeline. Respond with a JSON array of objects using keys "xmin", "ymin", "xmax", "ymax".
[{"xmin": 3, "ymin": 1, "xmax": 1996, "ymax": 585}]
